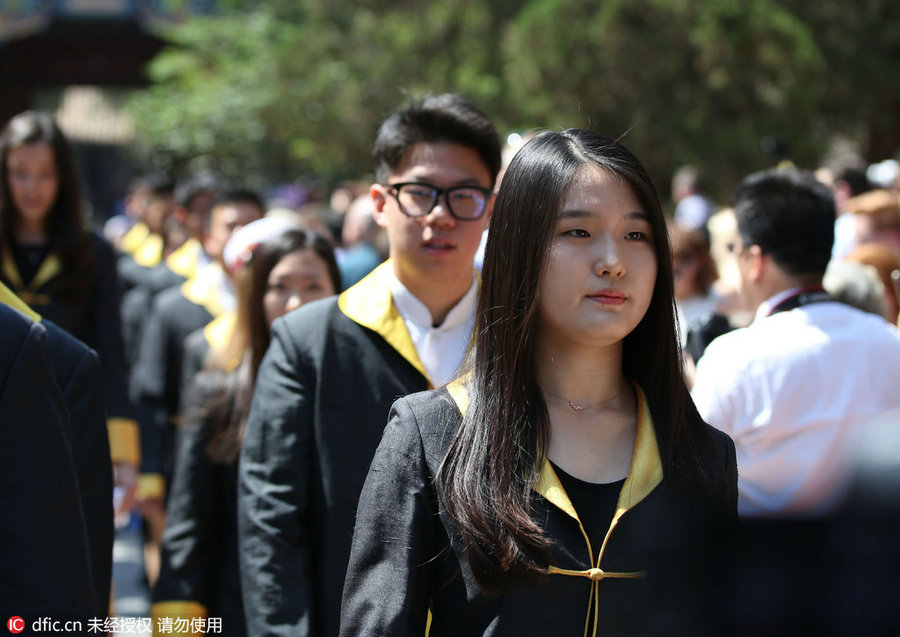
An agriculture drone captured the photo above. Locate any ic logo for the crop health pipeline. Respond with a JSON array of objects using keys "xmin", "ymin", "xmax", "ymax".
[{"xmin": 7, "ymin": 616, "xmax": 24, "ymax": 634}]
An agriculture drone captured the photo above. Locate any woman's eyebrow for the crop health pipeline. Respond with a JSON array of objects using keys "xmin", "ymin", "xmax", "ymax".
[
  {"xmin": 557, "ymin": 208, "xmax": 591, "ymax": 220},
  {"xmin": 557, "ymin": 209, "xmax": 649, "ymax": 220}
]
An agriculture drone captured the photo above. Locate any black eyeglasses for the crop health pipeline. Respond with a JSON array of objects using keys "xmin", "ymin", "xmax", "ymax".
[{"xmin": 385, "ymin": 182, "xmax": 493, "ymax": 221}]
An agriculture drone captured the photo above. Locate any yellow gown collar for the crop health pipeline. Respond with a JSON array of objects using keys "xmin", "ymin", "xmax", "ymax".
[
  {"xmin": 445, "ymin": 378, "xmax": 659, "ymax": 637},
  {"xmin": 0, "ymin": 280, "xmax": 41, "ymax": 321},
  {"xmin": 1, "ymin": 239, "xmax": 61, "ymax": 306},
  {"xmin": 446, "ymin": 378, "xmax": 662, "ymax": 517},
  {"xmin": 337, "ymin": 260, "xmax": 430, "ymax": 386},
  {"xmin": 202, "ymin": 310, "xmax": 239, "ymax": 371},
  {"xmin": 180, "ymin": 262, "xmax": 232, "ymax": 319},
  {"xmin": 165, "ymin": 238, "xmax": 202, "ymax": 279},
  {"xmin": 132, "ymin": 233, "xmax": 164, "ymax": 267},
  {"xmin": 120, "ymin": 222, "xmax": 150, "ymax": 254},
  {"xmin": 533, "ymin": 383, "xmax": 662, "ymax": 518}
]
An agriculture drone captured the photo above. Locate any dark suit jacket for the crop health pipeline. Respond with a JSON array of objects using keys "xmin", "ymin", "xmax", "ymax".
[
  {"xmin": 238, "ymin": 262, "xmax": 429, "ymax": 637},
  {"xmin": 0, "ymin": 304, "xmax": 95, "ymax": 619}
]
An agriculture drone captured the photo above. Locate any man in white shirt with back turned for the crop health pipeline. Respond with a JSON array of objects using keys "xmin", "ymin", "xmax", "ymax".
[{"xmin": 692, "ymin": 167, "xmax": 900, "ymax": 518}]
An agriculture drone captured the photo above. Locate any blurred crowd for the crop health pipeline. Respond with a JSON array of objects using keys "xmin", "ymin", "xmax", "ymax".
[{"xmin": 1, "ymin": 98, "xmax": 899, "ymax": 636}]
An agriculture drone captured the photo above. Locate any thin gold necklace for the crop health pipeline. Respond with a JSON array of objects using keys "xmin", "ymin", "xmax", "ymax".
[{"xmin": 542, "ymin": 388, "xmax": 624, "ymax": 412}]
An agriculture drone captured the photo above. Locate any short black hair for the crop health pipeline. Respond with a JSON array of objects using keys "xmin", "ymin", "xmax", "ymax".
[
  {"xmin": 175, "ymin": 172, "xmax": 221, "ymax": 210},
  {"xmin": 833, "ymin": 165, "xmax": 872, "ymax": 197},
  {"xmin": 205, "ymin": 188, "xmax": 266, "ymax": 232},
  {"xmin": 213, "ymin": 188, "xmax": 267, "ymax": 215},
  {"xmin": 373, "ymin": 93, "xmax": 502, "ymax": 187},
  {"xmin": 133, "ymin": 172, "xmax": 175, "ymax": 198},
  {"xmin": 733, "ymin": 167, "xmax": 835, "ymax": 277}
]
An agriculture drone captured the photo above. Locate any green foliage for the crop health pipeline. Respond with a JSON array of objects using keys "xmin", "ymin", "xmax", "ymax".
[
  {"xmin": 500, "ymin": 0, "xmax": 827, "ymax": 197},
  {"xmin": 128, "ymin": 0, "xmax": 900, "ymax": 203}
]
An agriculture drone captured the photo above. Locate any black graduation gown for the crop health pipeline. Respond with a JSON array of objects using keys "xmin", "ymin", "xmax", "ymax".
[
  {"xmin": 0, "ymin": 304, "xmax": 95, "ymax": 620},
  {"xmin": 117, "ymin": 252, "xmax": 155, "ymax": 296},
  {"xmin": 119, "ymin": 239, "xmax": 205, "ymax": 366},
  {"xmin": 151, "ymin": 391, "xmax": 244, "ymax": 635},
  {"xmin": 178, "ymin": 312, "xmax": 236, "ymax": 411},
  {"xmin": 1, "ymin": 231, "xmax": 138, "ymax": 471},
  {"xmin": 118, "ymin": 236, "xmax": 201, "ymax": 296},
  {"xmin": 43, "ymin": 321, "xmax": 114, "ymax": 617},
  {"xmin": 238, "ymin": 262, "xmax": 430, "ymax": 637},
  {"xmin": 131, "ymin": 264, "xmax": 228, "ymax": 499},
  {"xmin": 149, "ymin": 310, "xmax": 242, "ymax": 629},
  {"xmin": 340, "ymin": 384, "xmax": 739, "ymax": 637},
  {"xmin": 120, "ymin": 284, "xmax": 156, "ymax": 371},
  {"xmin": 0, "ymin": 283, "xmax": 114, "ymax": 617}
]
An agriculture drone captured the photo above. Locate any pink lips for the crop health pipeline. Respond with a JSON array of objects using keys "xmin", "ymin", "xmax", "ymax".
[
  {"xmin": 588, "ymin": 288, "xmax": 627, "ymax": 305},
  {"xmin": 423, "ymin": 238, "xmax": 455, "ymax": 254}
]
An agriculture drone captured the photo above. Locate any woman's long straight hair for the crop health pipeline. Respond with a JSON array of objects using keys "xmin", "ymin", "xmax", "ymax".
[
  {"xmin": 435, "ymin": 129, "xmax": 718, "ymax": 593},
  {"xmin": 195, "ymin": 229, "xmax": 342, "ymax": 463},
  {"xmin": 0, "ymin": 111, "xmax": 91, "ymax": 301}
]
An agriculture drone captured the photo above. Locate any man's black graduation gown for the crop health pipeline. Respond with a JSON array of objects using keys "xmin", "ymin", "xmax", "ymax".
[{"xmin": 119, "ymin": 238, "xmax": 204, "ymax": 367}]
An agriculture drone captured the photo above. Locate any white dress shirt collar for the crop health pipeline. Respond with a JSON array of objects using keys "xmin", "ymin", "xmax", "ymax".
[
  {"xmin": 388, "ymin": 272, "xmax": 478, "ymax": 387},
  {"xmin": 753, "ymin": 286, "xmax": 811, "ymax": 324}
]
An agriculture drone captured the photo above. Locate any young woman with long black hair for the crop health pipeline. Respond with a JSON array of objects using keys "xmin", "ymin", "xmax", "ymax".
[
  {"xmin": 0, "ymin": 111, "xmax": 139, "ymax": 531},
  {"xmin": 151, "ymin": 224, "xmax": 341, "ymax": 632},
  {"xmin": 340, "ymin": 129, "xmax": 737, "ymax": 636}
]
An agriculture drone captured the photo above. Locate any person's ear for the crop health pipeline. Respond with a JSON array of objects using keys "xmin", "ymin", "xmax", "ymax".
[
  {"xmin": 483, "ymin": 192, "xmax": 496, "ymax": 222},
  {"xmin": 370, "ymin": 184, "xmax": 389, "ymax": 229},
  {"xmin": 747, "ymin": 244, "xmax": 765, "ymax": 282}
]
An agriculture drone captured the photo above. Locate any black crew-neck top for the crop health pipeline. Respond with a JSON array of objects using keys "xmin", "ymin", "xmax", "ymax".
[{"xmin": 550, "ymin": 460, "xmax": 626, "ymax": 560}]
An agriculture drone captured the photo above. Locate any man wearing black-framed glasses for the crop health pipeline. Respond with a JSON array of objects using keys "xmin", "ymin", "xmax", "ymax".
[
  {"xmin": 238, "ymin": 93, "xmax": 501, "ymax": 637},
  {"xmin": 369, "ymin": 142, "xmax": 495, "ymax": 326},
  {"xmin": 384, "ymin": 182, "xmax": 493, "ymax": 221}
]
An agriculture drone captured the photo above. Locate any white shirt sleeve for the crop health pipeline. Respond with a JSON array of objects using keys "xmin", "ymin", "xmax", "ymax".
[{"xmin": 691, "ymin": 338, "xmax": 741, "ymax": 436}]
